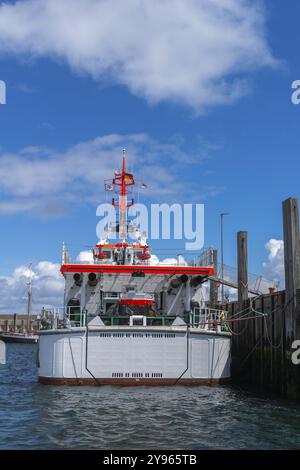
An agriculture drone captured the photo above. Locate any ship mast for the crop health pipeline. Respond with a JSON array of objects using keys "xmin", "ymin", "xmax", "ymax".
[
  {"xmin": 119, "ymin": 151, "xmax": 128, "ymax": 240},
  {"xmin": 112, "ymin": 149, "xmax": 135, "ymax": 242},
  {"xmin": 26, "ymin": 263, "xmax": 32, "ymax": 333}
]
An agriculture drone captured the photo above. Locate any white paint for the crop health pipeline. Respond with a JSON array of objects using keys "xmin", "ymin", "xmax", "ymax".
[
  {"xmin": 38, "ymin": 328, "xmax": 231, "ymax": 381},
  {"xmin": 291, "ymin": 80, "xmax": 300, "ymax": 105},
  {"xmin": 0, "ymin": 340, "xmax": 6, "ymax": 364}
]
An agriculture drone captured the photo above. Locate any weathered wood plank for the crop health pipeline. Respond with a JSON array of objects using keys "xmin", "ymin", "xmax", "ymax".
[
  {"xmin": 237, "ymin": 231, "xmax": 248, "ymax": 310},
  {"xmin": 209, "ymin": 249, "xmax": 218, "ymax": 307},
  {"xmin": 282, "ymin": 198, "xmax": 300, "ymax": 344}
]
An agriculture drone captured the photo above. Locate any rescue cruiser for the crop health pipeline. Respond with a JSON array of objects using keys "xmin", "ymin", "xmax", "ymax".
[{"xmin": 37, "ymin": 153, "xmax": 231, "ymax": 385}]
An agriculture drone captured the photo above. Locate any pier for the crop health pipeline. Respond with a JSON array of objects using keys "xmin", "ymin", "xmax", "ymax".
[
  {"xmin": 216, "ymin": 197, "xmax": 300, "ymax": 400},
  {"xmin": 0, "ymin": 314, "xmax": 40, "ymax": 334}
]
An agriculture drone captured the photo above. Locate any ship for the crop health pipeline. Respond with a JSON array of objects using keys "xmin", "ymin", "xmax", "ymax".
[
  {"xmin": 1, "ymin": 265, "xmax": 39, "ymax": 344},
  {"xmin": 37, "ymin": 153, "xmax": 231, "ymax": 385},
  {"xmin": 0, "ymin": 332, "xmax": 38, "ymax": 344}
]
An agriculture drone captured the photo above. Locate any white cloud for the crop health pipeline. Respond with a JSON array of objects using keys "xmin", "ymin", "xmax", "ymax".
[
  {"xmin": 0, "ymin": 261, "xmax": 64, "ymax": 313},
  {"xmin": 0, "ymin": 239, "xmax": 285, "ymax": 313},
  {"xmin": 149, "ymin": 254, "xmax": 160, "ymax": 266},
  {"xmin": 262, "ymin": 238, "xmax": 284, "ymax": 288},
  {"xmin": 149, "ymin": 254, "xmax": 187, "ymax": 266},
  {"xmin": 0, "ymin": 0, "xmax": 276, "ymax": 111},
  {"xmin": 159, "ymin": 255, "xmax": 188, "ymax": 266},
  {"xmin": 0, "ymin": 133, "xmax": 221, "ymax": 216},
  {"xmin": 76, "ymin": 250, "xmax": 94, "ymax": 263}
]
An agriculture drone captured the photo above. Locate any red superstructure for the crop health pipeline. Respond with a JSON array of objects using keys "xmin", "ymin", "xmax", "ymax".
[
  {"xmin": 61, "ymin": 152, "xmax": 214, "ymax": 279},
  {"xmin": 61, "ymin": 263, "xmax": 214, "ymax": 276}
]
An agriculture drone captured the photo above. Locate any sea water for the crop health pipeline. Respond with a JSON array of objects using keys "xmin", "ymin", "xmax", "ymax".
[{"xmin": 0, "ymin": 343, "xmax": 299, "ymax": 450}]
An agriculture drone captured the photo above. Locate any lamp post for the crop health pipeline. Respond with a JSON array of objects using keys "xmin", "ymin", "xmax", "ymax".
[{"xmin": 220, "ymin": 213, "xmax": 229, "ymax": 303}]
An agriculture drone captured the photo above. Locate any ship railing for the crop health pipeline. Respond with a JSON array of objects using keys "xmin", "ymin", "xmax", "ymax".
[
  {"xmin": 190, "ymin": 307, "xmax": 228, "ymax": 332},
  {"xmin": 40, "ymin": 306, "xmax": 228, "ymax": 331},
  {"xmin": 100, "ymin": 315, "xmax": 177, "ymax": 327},
  {"xmin": 62, "ymin": 257, "xmax": 212, "ymax": 267},
  {"xmin": 40, "ymin": 306, "xmax": 87, "ymax": 329},
  {"xmin": 104, "ymin": 292, "xmax": 119, "ymax": 298}
]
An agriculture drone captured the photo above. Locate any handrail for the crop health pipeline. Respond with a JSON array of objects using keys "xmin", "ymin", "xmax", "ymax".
[
  {"xmin": 190, "ymin": 307, "xmax": 228, "ymax": 332},
  {"xmin": 40, "ymin": 306, "xmax": 228, "ymax": 332}
]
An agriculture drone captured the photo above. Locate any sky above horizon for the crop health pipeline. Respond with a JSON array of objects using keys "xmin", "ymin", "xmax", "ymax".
[{"xmin": 0, "ymin": 0, "xmax": 298, "ymax": 312}]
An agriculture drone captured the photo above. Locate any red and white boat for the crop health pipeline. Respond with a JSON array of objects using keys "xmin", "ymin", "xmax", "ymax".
[{"xmin": 38, "ymin": 154, "xmax": 231, "ymax": 385}]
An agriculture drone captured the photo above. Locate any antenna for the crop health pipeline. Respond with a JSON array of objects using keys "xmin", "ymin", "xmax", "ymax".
[
  {"xmin": 62, "ymin": 241, "xmax": 66, "ymax": 264},
  {"xmin": 111, "ymin": 150, "xmax": 135, "ymax": 241}
]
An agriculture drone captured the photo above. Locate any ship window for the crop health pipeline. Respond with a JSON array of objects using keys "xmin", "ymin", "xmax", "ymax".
[
  {"xmin": 112, "ymin": 372, "xmax": 123, "ymax": 377},
  {"xmin": 131, "ymin": 271, "xmax": 145, "ymax": 278},
  {"xmin": 126, "ymin": 286, "xmax": 135, "ymax": 292},
  {"xmin": 132, "ymin": 333, "xmax": 143, "ymax": 338}
]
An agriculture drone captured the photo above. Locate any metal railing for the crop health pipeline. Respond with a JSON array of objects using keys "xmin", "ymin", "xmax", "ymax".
[
  {"xmin": 40, "ymin": 305, "xmax": 229, "ymax": 332},
  {"xmin": 190, "ymin": 307, "xmax": 228, "ymax": 332},
  {"xmin": 216, "ymin": 263, "xmax": 280, "ymax": 294},
  {"xmin": 40, "ymin": 306, "xmax": 86, "ymax": 329},
  {"xmin": 100, "ymin": 315, "xmax": 177, "ymax": 327}
]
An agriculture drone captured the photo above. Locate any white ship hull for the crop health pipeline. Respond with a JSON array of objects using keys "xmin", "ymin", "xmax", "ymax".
[
  {"xmin": 38, "ymin": 326, "xmax": 231, "ymax": 385},
  {"xmin": 38, "ymin": 158, "xmax": 231, "ymax": 386}
]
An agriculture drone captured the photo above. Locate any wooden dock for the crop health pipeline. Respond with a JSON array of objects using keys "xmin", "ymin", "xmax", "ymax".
[{"xmin": 220, "ymin": 197, "xmax": 300, "ymax": 400}]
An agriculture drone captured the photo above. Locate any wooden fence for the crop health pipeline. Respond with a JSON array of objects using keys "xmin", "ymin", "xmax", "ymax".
[{"xmin": 225, "ymin": 289, "xmax": 300, "ymax": 400}]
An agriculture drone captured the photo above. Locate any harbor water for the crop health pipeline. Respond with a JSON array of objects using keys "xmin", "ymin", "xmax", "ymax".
[{"xmin": 0, "ymin": 343, "xmax": 300, "ymax": 450}]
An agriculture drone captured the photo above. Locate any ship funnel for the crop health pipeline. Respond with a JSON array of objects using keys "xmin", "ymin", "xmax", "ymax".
[
  {"xmin": 73, "ymin": 273, "xmax": 82, "ymax": 286},
  {"xmin": 88, "ymin": 272, "xmax": 98, "ymax": 286}
]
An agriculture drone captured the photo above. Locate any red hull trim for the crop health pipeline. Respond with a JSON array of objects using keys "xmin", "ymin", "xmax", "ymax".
[
  {"xmin": 61, "ymin": 264, "xmax": 214, "ymax": 276},
  {"xmin": 119, "ymin": 299, "xmax": 153, "ymax": 306},
  {"xmin": 38, "ymin": 376, "xmax": 230, "ymax": 386}
]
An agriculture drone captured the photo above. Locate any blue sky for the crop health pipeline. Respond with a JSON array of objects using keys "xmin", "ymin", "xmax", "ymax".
[{"xmin": 0, "ymin": 0, "xmax": 298, "ymax": 310}]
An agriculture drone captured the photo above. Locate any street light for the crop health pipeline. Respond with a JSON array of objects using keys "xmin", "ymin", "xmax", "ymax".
[{"xmin": 220, "ymin": 213, "xmax": 229, "ymax": 303}]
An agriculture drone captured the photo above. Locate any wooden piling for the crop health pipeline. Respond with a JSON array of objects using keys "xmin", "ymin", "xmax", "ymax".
[
  {"xmin": 237, "ymin": 231, "xmax": 248, "ymax": 310},
  {"xmin": 209, "ymin": 249, "xmax": 218, "ymax": 307},
  {"xmin": 225, "ymin": 200, "xmax": 300, "ymax": 400},
  {"xmin": 282, "ymin": 197, "xmax": 300, "ymax": 343},
  {"xmin": 13, "ymin": 313, "xmax": 17, "ymax": 332}
]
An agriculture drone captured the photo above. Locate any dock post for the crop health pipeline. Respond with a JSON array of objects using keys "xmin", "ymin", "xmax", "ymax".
[
  {"xmin": 282, "ymin": 198, "xmax": 300, "ymax": 342},
  {"xmin": 13, "ymin": 313, "xmax": 17, "ymax": 332},
  {"xmin": 209, "ymin": 249, "xmax": 218, "ymax": 307},
  {"xmin": 237, "ymin": 231, "xmax": 248, "ymax": 310}
]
